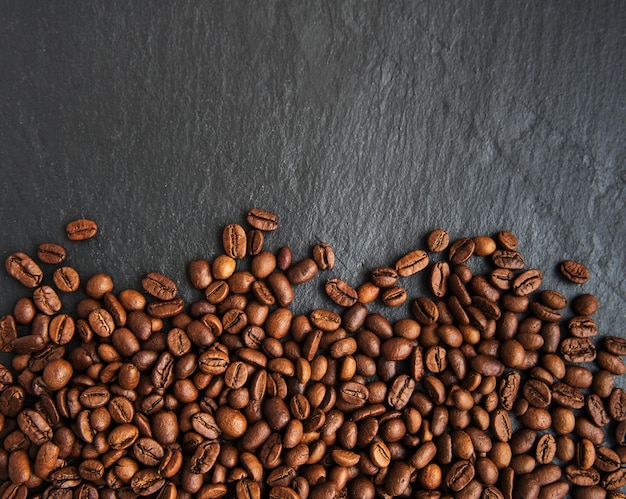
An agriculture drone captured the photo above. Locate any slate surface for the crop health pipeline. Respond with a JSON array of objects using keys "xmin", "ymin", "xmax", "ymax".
[{"xmin": 0, "ymin": 0, "xmax": 624, "ymax": 490}]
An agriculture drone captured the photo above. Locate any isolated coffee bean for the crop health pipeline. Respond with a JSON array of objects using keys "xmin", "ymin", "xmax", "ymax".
[
  {"xmin": 66, "ymin": 219, "xmax": 98, "ymax": 241},
  {"xmin": 560, "ymin": 259, "xmax": 590, "ymax": 283},
  {"xmin": 37, "ymin": 243, "xmax": 67, "ymax": 265},
  {"xmin": 325, "ymin": 278, "xmax": 358, "ymax": 307},
  {"xmin": 247, "ymin": 208, "xmax": 278, "ymax": 231}
]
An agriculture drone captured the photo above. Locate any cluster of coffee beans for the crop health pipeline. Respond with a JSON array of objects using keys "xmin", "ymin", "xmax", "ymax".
[{"xmin": 0, "ymin": 210, "xmax": 624, "ymax": 499}]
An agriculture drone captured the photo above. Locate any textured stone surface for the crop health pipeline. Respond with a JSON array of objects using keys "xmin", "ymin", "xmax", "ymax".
[{"xmin": 0, "ymin": 2, "xmax": 623, "ymax": 351}]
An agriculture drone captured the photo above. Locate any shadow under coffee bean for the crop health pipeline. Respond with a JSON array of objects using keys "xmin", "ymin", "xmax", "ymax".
[{"xmin": 0, "ymin": 212, "xmax": 624, "ymax": 499}]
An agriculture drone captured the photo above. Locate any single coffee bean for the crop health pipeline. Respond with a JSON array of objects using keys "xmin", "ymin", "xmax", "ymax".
[
  {"xmin": 604, "ymin": 335, "xmax": 626, "ymax": 355},
  {"xmin": 325, "ymin": 278, "xmax": 358, "ymax": 307},
  {"xmin": 565, "ymin": 464, "xmax": 600, "ymax": 486},
  {"xmin": 37, "ymin": 243, "xmax": 66, "ymax": 265},
  {"xmin": 66, "ymin": 218, "xmax": 98, "ymax": 240},
  {"xmin": 370, "ymin": 267, "xmax": 398, "ymax": 288},
  {"xmin": 512, "ymin": 269, "xmax": 542, "ymax": 296},
  {"xmin": 427, "ymin": 228, "xmax": 450, "ymax": 252},
  {"xmin": 222, "ymin": 223, "xmax": 247, "ymax": 259},
  {"xmin": 560, "ymin": 337, "xmax": 596, "ymax": 363},
  {"xmin": 445, "ymin": 459, "xmax": 475, "ymax": 492},
  {"xmin": 551, "ymin": 382, "xmax": 585, "ymax": 410},
  {"xmin": 142, "ymin": 272, "xmax": 178, "ymax": 301},
  {"xmin": 380, "ymin": 286, "xmax": 407, "ymax": 307},
  {"xmin": 312, "ymin": 242, "xmax": 335, "ymax": 270},
  {"xmin": 395, "ymin": 249, "xmax": 429, "ymax": 277},
  {"xmin": 608, "ymin": 387, "xmax": 626, "ymax": 421},
  {"xmin": 448, "ymin": 238, "xmax": 475, "ymax": 265},
  {"xmin": 571, "ymin": 293, "xmax": 599, "ymax": 315},
  {"xmin": 33, "ymin": 285, "xmax": 62, "ymax": 315},
  {"xmin": 247, "ymin": 208, "xmax": 278, "ymax": 231},
  {"xmin": 287, "ymin": 258, "xmax": 318, "ymax": 285},
  {"xmin": 560, "ymin": 259, "xmax": 590, "ymax": 283},
  {"xmin": 492, "ymin": 249, "xmax": 525, "ymax": 269},
  {"xmin": 5, "ymin": 253, "xmax": 44, "ymax": 288},
  {"xmin": 497, "ymin": 230, "xmax": 518, "ymax": 250},
  {"xmin": 594, "ymin": 445, "xmax": 621, "ymax": 472}
]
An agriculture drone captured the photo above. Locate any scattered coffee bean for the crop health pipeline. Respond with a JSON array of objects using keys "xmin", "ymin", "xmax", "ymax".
[{"xmin": 0, "ymin": 212, "xmax": 621, "ymax": 498}]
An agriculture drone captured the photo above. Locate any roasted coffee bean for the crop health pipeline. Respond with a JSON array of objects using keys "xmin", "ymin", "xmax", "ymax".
[
  {"xmin": 560, "ymin": 337, "xmax": 596, "ymax": 363},
  {"xmin": 6, "ymin": 253, "xmax": 44, "ymax": 289},
  {"xmin": 426, "ymin": 228, "xmax": 449, "ymax": 252},
  {"xmin": 380, "ymin": 286, "xmax": 407, "ymax": 307},
  {"xmin": 552, "ymin": 382, "xmax": 585, "ymax": 410},
  {"xmin": 445, "ymin": 460, "xmax": 474, "ymax": 492},
  {"xmin": 560, "ymin": 259, "xmax": 590, "ymax": 283},
  {"xmin": 37, "ymin": 243, "xmax": 67, "ymax": 265},
  {"xmin": 65, "ymin": 219, "xmax": 98, "ymax": 240},
  {"xmin": 605, "ymin": 335, "xmax": 626, "ymax": 355},
  {"xmin": 395, "ymin": 249, "xmax": 429, "ymax": 277},
  {"xmin": 492, "ymin": 249, "xmax": 525, "ymax": 269},
  {"xmin": 223, "ymin": 223, "xmax": 247, "ymax": 259},
  {"xmin": 370, "ymin": 267, "xmax": 398, "ymax": 288},
  {"xmin": 287, "ymin": 258, "xmax": 318, "ymax": 285},
  {"xmin": 448, "ymin": 238, "xmax": 475, "ymax": 265},
  {"xmin": 312, "ymin": 242, "xmax": 335, "ymax": 270},
  {"xmin": 325, "ymin": 278, "xmax": 358, "ymax": 307},
  {"xmin": 142, "ymin": 272, "xmax": 178, "ymax": 301},
  {"xmin": 512, "ymin": 269, "xmax": 542, "ymax": 296},
  {"xmin": 247, "ymin": 208, "xmax": 278, "ymax": 231}
]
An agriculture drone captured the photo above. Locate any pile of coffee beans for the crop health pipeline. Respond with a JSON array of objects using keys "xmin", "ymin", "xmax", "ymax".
[{"xmin": 0, "ymin": 209, "xmax": 624, "ymax": 499}]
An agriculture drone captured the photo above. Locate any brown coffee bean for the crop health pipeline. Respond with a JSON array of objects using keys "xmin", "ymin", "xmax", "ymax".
[
  {"xmin": 560, "ymin": 259, "xmax": 590, "ymax": 283},
  {"xmin": 448, "ymin": 238, "xmax": 475, "ymax": 265},
  {"xmin": 535, "ymin": 433, "xmax": 557, "ymax": 464},
  {"xmin": 36, "ymin": 243, "xmax": 66, "ymax": 265},
  {"xmin": 594, "ymin": 445, "xmax": 621, "ymax": 472},
  {"xmin": 312, "ymin": 242, "xmax": 335, "ymax": 270},
  {"xmin": 33, "ymin": 285, "xmax": 62, "ymax": 315},
  {"xmin": 603, "ymin": 468, "xmax": 626, "ymax": 491},
  {"xmin": 369, "ymin": 441, "xmax": 391, "ymax": 468},
  {"xmin": 223, "ymin": 223, "xmax": 247, "ymax": 259},
  {"xmin": 426, "ymin": 228, "xmax": 449, "ymax": 252},
  {"xmin": 604, "ymin": 336, "xmax": 626, "ymax": 355},
  {"xmin": 380, "ymin": 286, "xmax": 407, "ymax": 307},
  {"xmin": 287, "ymin": 258, "xmax": 318, "ymax": 285},
  {"xmin": 512, "ymin": 269, "xmax": 542, "ymax": 296},
  {"xmin": 523, "ymin": 379, "xmax": 552, "ymax": 408},
  {"xmin": 395, "ymin": 249, "xmax": 429, "ymax": 277},
  {"xmin": 492, "ymin": 249, "xmax": 525, "ymax": 269},
  {"xmin": 560, "ymin": 337, "xmax": 596, "ymax": 363},
  {"xmin": 445, "ymin": 459, "xmax": 475, "ymax": 492},
  {"xmin": 246, "ymin": 208, "xmax": 278, "ymax": 231},
  {"xmin": 142, "ymin": 272, "xmax": 178, "ymax": 301},
  {"xmin": 385, "ymin": 461, "xmax": 411, "ymax": 496},
  {"xmin": 388, "ymin": 374, "xmax": 415, "ymax": 409},
  {"xmin": 370, "ymin": 267, "xmax": 398, "ymax": 288},
  {"xmin": 552, "ymin": 382, "xmax": 585, "ymax": 410},
  {"xmin": 411, "ymin": 296, "xmax": 439, "ymax": 325},
  {"xmin": 65, "ymin": 218, "xmax": 98, "ymax": 240},
  {"xmin": 5, "ymin": 253, "xmax": 44, "ymax": 288},
  {"xmin": 565, "ymin": 464, "xmax": 600, "ymax": 486},
  {"xmin": 325, "ymin": 278, "xmax": 358, "ymax": 307}
]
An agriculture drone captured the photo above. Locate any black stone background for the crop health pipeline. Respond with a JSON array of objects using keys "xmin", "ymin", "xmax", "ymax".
[{"xmin": 0, "ymin": 0, "xmax": 624, "ymax": 493}]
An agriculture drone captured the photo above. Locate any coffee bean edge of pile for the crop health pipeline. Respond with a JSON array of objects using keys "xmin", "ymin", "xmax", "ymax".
[{"xmin": 0, "ymin": 209, "xmax": 624, "ymax": 499}]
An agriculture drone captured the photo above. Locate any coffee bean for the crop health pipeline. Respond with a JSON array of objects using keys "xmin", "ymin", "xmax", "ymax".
[
  {"xmin": 223, "ymin": 223, "xmax": 247, "ymax": 259},
  {"xmin": 427, "ymin": 228, "xmax": 450, "ymax": 252},
  {"xmin": 560, "ymin": 259, "xmax": 590, "ymax": 283},
  {"xmin": 312, "ymin": 242, "xmax": 335, "ymax": 270},
  {"xmin": 448, "ymin": 237, "xmax": 475, "ymax": 265},
  {"xmin": 247, "ymin": 208, "xmax": 278, "ymax": 231},
  {"xmin": 65, "ymin": 219, "xmax": 98, "ymax": 241},
  {"xmin": 36, "ymin": 243, "xmax": 66, "ymax": 265},
  {"xmin": 492, "ymin": 249, "xmax": 525, "ymax": 270},
  {"xmin": 287, "ymin": 258, "xmax": 318, "ymax": 285},
  {"xmin": 395, "ymin": 249, "xmax": 429, "ymax": 277},
  {"xmin": 370, "ymin": 267, "xmax": 398, "ymax": 288},
  {"xmin": 604, "ymin": 335, "xmax": 626, "ymax": 355},
  {"xmin": 560, "ymin": 337, "xmax": 596, "ymax": 363},
  {"xmin": 512, "ymin": 269, "xmax": 543, "ymax": 296},
  {"xmin": 325, "ymin": 278, "xmax": 358, "ymax": 307},
  {"xmin": 445, "ymin": 459, "xmax": 474, "ymax": 492},
  {"xmin": 380, "ymin": 286, "xmax": 407, "ymax": 307},
  {"xmin": 142, "ymin": 272, "xmax": 178, "ymax": 301}
]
